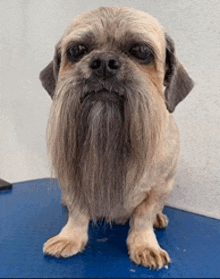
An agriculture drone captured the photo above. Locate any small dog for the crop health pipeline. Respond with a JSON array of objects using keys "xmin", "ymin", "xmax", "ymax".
[{"xmin": 40, "ymin": 7, "xmax": 193, "ymax": 270}]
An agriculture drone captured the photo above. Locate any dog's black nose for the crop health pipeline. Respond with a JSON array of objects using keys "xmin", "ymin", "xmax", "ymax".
[{"xmin": 90, "ymin": 53, "xmax": 121, "ymax": 79}]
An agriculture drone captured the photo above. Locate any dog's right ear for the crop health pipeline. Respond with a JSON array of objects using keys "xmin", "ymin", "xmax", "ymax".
[{"xmin": 39, "ymin": 45, "xmax": 61, "ymax": 99}]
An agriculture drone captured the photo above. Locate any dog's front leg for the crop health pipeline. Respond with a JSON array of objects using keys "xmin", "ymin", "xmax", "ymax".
[
  {"xmin": 43, "ymin": 209, "xmax": 89, "ymax": 258},
  {"xmin": 127, "ymin": 180, "xmax": 173, "ymax": 270}
]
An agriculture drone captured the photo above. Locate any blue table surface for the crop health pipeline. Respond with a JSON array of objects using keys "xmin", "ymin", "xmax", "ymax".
[{"xmin": 0, "ymin": 178, "xmax": 220, "ymax": 278}]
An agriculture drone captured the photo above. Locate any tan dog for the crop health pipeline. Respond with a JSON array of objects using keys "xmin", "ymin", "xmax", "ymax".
[{"xmin": 40, "ymin": 7, "xmax": 193, "ymax": 270}]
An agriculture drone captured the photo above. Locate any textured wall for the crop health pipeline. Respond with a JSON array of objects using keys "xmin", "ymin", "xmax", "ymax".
[{"xmin": 0, "ymin": 0, "xmax": 219, "ymax": 219}]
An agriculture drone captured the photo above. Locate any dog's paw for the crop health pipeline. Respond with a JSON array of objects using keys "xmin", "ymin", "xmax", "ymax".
[
  {"xmin": 127, "ymin": 230, "xmax": 170, "ymax": 270},
  {"xmin": 43, "ymin": 235, "xmax": 87, "ymax": 258},
  {"xmin": 128, "ymin": 245, "xmax": 170, "ymax": 270},
  {"xmin": 153, "ymin": 213, "xmax": 168, "ymax": 229}
]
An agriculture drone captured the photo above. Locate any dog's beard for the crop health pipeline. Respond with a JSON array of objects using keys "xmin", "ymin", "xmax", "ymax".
[
  {"xmin": 48, "ymin": 80, "xmax": 162, "ymax": 221},
  {"xmin": 74, "ymin": 91, "xmax": 128, "ymax": 220}
]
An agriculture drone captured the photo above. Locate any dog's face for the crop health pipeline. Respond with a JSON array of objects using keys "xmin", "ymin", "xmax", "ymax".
[
  {"xmin": 40, "ymin": 7, "xmax": 193, "ymax": 111},
  {"xmin": 40, "ymin": 7, "xmax": 193, "ymax": 221}
]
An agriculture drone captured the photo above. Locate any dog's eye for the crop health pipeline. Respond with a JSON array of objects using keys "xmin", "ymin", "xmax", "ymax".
[
  {"xmin": 67, "ymin": 44, "xmax": 88, "ymax": 61},
  {"xmin": 129, "ymin": 43, "xmax": 154, "ymax": 62}
]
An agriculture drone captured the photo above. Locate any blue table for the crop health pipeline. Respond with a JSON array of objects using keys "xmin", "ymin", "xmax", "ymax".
[{"xmin": 1, "ymin": 178, "xmax": 220, "ymax": 278}]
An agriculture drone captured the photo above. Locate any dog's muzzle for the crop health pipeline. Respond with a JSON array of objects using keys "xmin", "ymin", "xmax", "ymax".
[{"xmin": 79, "ymin": 52, "xmax": 126, "ymax": 103}]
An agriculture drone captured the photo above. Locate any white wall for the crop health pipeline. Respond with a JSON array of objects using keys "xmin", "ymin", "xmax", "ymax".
[{"xmin": 0, "ymin": 0, "xmax": 219, "ymax": 219}]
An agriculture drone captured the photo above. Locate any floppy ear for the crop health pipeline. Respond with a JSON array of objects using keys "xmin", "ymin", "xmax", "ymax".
[
  {"xmin": 164, "ymin": 34, "xmax": 194, "ymax": 113},
  {"xmin": 39, "ymin": 45, "xmax": 61, "ymax": 99}
]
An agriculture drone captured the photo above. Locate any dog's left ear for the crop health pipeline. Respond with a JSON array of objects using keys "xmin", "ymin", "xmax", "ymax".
[
  {"xmin": 39, "ymin": 44, "xmax": 61, "ymax": 99},
  {"xmin": 164, "ymin": 34, "xmax": 194, "ymax": 113}
]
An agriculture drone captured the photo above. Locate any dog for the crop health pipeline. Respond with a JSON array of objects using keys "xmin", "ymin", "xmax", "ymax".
[{"xmin": 39, "ymin": 6, "xmax": 194, "ymax": 270}]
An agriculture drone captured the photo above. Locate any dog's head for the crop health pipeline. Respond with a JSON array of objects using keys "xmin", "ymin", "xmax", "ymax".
[
  {"xmin": 40, "ymin": 6, "xmax": 193, "ymax": 113},
  {"xmin": 40, "ymin": 7, "xmax": 194, "ymax": 221}
]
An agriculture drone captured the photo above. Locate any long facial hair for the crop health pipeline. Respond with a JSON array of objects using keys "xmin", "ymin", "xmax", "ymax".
[{"xmin": 48, "ymin": 73, "xmax": 163, "ymax": 222}]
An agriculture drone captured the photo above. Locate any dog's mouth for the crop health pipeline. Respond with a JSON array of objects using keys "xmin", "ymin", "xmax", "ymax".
[{"xmin": 80, "ymin": 88, "xmax": 124, "ymax": 104}]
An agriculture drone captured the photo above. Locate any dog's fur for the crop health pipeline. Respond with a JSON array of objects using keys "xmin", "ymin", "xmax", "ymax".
[{"xmin": 40, "ymin": 7, "xmax": 193, "ymax": 270}]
